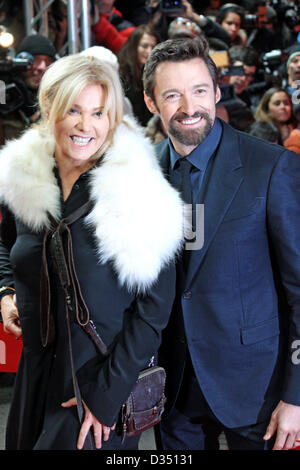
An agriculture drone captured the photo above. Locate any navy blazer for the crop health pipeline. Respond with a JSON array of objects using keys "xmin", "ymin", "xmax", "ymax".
[{"xmin": 157, "ymin": 120, "xmax": 300, "ymax": 428}]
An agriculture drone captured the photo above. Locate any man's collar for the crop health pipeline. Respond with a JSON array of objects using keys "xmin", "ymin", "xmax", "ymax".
[{"xmin": 169, "ymin": 118, "xmax": 222, "ymax": 171}]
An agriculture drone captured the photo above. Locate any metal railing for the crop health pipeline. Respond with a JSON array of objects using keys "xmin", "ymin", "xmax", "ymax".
[{"xmin": 22, "ymin": 0, "xmax": 91, "ymax": 55}]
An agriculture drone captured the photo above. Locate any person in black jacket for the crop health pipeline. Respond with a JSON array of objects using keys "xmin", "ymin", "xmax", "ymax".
[
  {"xmin": 0, "ymin": 34, "xmax": 56, "ymax": 147},
  {"xmin": 0, "ymin": 53, "xmax": 183, "ymax": 450},
  {"xmin": 118, "ymin": 24, "xmax": 161, "ymax": 126},
  {"xmin": 243, "ymin": 0, "xmax": 277, "ymax": 52}
]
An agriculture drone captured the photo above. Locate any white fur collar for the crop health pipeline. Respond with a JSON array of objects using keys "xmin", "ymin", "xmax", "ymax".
[{"xmin": 0, "ymin": 117, "xmax": 183, "ymax": 292}]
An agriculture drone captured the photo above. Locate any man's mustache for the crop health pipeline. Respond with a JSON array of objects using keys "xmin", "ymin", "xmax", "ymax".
[{"xmin": 171, "ymin": 111, "xmax": 210, "ymax": 122}]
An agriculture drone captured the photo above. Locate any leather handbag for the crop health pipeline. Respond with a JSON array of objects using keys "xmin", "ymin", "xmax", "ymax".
[
  {"xmin": 40, "ymin": 202, "xmax": 167, "ymax": 442},
  {"xmin": 121, "ymin": 363, "xmax": 166, "ymax": 440},
  {"xmin": 83, "ymin": 321, "xmax": 166, "ymax": 440}
]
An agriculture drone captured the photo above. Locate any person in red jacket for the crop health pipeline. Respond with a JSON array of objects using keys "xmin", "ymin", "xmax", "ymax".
[{"xmin": 93, "ymin": 0, "xmax": 135, "ymax": 54}]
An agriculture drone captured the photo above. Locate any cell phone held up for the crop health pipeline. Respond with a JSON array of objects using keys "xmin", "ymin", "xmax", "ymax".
[{"xmin": 160, "ymin": 0, "xmax": 184, "ymax": 14}]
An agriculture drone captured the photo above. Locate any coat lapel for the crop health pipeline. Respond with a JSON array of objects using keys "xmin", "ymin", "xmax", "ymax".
[
  {"xmin": 185, "ymin": 122, "xmax": 244, "ymax": 288},
  {"xmin": 156, "ymin": 139, "xmax": 171, "ymax": 180}
]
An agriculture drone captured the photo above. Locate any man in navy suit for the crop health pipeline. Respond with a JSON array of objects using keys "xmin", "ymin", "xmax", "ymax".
[{"xmin": 143, "ymin": 37, "xmax": 300, "ymax": 450}]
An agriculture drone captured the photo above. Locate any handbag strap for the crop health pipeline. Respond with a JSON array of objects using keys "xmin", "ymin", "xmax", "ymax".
[
  {"xmin": 40, "ymin": 200, "xmax": 105, "ymax": 449},
  {"xmin": 64, "ymin": 295, "xmax": 95, "ymax": 450},
  {"xmin": 40, "ymin": 199, "xmax": 110, "ymax": 354},
  {"xmin": 41, "ymin": 200, "xmax": 93, "ymax": 345}
]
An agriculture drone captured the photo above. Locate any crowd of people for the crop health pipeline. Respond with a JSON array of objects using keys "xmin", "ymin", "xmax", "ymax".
[
  {"xmin": 0, "ymin": 0, "xmax": 300, "ymax": 453},
  {"xmin": 1, "ymin": 0, "xmax": 300, "ymax": 151}
]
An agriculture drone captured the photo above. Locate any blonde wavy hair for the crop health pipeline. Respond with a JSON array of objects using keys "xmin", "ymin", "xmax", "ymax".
[{"xmin": 38, "ymin": 53, "xmax": 124, "ymax": 159}]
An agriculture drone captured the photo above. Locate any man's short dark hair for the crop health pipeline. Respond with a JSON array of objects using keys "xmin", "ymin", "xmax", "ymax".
[
  {"xmin": 228, "ymin": 45, "xmax": 259, "ymax": 68},
  {"xmin": 143, "ymin": 37, "xmax": 218, "ymax": 103}
]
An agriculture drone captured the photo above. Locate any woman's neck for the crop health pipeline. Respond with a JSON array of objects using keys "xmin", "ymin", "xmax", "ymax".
[{"xmin": 55, "ymin": 154, "xmax": 94, "ymax": 201}]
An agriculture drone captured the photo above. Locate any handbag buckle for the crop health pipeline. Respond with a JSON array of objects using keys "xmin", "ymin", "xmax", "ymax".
[{"xmin": 148, "ymin": 355, "xmax": 155, "ymax": 368}]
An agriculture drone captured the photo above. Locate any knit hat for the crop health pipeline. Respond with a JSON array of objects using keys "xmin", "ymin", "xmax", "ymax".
[
  {"xmin": 287, "ymin": 51, "xmax": 300, "ymax": 68},
  {"xmin": 17, "ymin": 34, "xmax": 56, "ymax": 59}
]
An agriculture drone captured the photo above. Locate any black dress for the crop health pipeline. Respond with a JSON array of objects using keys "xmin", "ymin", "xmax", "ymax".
[{"xmin": 0, "ymin": 168, "xmax": 176, "ymax": 450}]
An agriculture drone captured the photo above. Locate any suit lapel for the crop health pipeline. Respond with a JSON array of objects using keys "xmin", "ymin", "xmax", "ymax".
[
  {"xmin": 154, "ymin": 126, "xmax": 244, "ymax": 289},
  {"xmin": 185, "ymin": 122, "xmax": 244, "ymax": 287},
  {"xmin": 156, "ymin": 139, "xmax": 171, "ymax": 180}
]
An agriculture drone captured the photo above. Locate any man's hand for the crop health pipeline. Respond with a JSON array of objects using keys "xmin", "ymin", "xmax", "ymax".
[
  {"xmin": 263, "ymin": 400, "xmax": 300, "ymax": 450},
  {"xmin": 61, "ymin": 397, "xmax": 115, "ymax": 449},
  {"xmin": 182, "ymin": 0, "xmax": 207, "ymax": 27},
  {"xmin": 1, "ymin": 294, "xmax": 21, "ymax": 339},
  {"xmin": 182, "ymin": 0, "xmax": 195, "ymax": 19}
]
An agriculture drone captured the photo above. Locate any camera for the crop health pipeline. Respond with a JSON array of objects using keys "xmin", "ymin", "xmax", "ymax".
[
  {"xmin": 0, "ymin": 54, "xmax": 33, "ymax": 74},
  {"xmin": 243, "ymin": 14, "xmax": 257, "ymax": 29},
  {"xmin": 260, "ymin": 48, "xmax": 282, "ymax": 86},
  {"xmin": 146, "ymin": 1, "xmax": 184, "ymax": 14},
  {"xmin": 262, "ymin": 49, "xmax": 282, "ymax": 70},
  {"xmin": 0, "ymin": 51, "xmax": 33, "ymax": 115},
  {"xmin": 0, "ymin": 24, "xmax": 34, "ymax": 116},
  {"xmin": 284, "ymin": 6, "xmax": 300, "ymax": 30},
  {"xmin": 160, "ymin": 0, "xmax": 183, "ymax": 13},
  {"xmin": 271, "ymin": 0, "xmax": 300, "ymax": 30}
]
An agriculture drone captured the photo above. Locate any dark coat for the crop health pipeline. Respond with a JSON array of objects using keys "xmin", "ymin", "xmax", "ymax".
[
  {"xmin": 156, "ymin": 119, "xmax": 300, "ymax": 428},
  {"xmin": 0, "ymin": 118, "xmax": 183, "ymax": 449}
]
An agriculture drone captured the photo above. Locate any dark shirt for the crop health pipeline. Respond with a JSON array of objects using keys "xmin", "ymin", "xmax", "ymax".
[
  {"xmin": 168, "ymin": 118, "xmax": 222, "ymax": 203},
  {"xmin": 53, "ymin": 165, "xmax": 92, "ymax": 217},
  {"xmin": 168, "ymin": 120, "xmax": 223, "ymax": 417}
]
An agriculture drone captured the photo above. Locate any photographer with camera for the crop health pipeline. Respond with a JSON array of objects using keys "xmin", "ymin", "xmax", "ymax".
[
  {"xmin": 147, "ymin": 0, "xmax": 232, "ymax": 44},
  {"xmin": 0, "ymin": 34, "xmax": 56, "ymax": 147},
  {"xmin": 244, "ymin": 0, "xmax": 278, "ymax": 52}
]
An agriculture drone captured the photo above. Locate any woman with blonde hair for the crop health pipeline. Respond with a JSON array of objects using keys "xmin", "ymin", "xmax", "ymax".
[{"xmin": 0, "ymin": 53, "xmax": 183, "ymax": 450}]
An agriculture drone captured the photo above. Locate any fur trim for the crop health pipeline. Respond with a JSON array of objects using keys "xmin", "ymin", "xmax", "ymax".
[
  {"xmin": 0, "ymin": 118, "xmax": 183, "ymax": 291},
  {"xmin": 0, "ymin": 127, "xmax": 61, "ymax": 231}
]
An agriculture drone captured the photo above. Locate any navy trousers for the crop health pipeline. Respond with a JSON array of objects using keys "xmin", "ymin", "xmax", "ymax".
[{"xmin": 157, "ymin": 407, "xmax": 276, "ymax": 450}]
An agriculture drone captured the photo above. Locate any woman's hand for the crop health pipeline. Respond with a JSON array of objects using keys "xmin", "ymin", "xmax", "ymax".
[
  {"xmin": 61, "ymin": 397, "xmax": 115, "ymax": 449},
  {"xmin": 1, "ymin": 294, "xmax": 22, "ymax": 339}
]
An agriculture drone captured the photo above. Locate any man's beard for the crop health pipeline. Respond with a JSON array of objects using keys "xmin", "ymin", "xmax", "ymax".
[{"xmin": 168, "ymin": 111, "xmax": 214, "ymax": 147}]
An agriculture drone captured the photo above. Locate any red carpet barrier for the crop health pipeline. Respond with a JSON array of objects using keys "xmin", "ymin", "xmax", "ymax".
[{"xmin": 0, "ymin": 323, "xmax": 22, "ymax": 372}]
